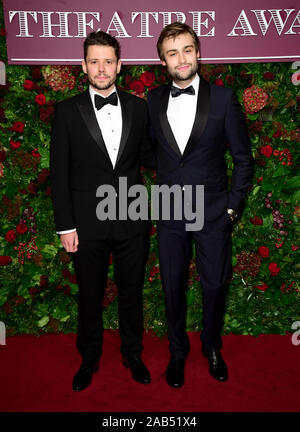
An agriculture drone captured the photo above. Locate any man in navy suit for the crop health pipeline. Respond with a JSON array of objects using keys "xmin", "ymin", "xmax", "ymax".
[
  {"xmin": 50, "ymin": 31, "xmax": 155, "ymax": 391},
  {"xmin": 147, "ymin": 22, "xmax": 253, "ymax": 387}
]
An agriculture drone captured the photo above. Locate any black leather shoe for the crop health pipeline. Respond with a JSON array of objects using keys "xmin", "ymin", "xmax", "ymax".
[
  {"xmin": 123, "ymin": 355, "xmax": 151, "ymax": 384},
  {"xmin": 202, "ymin": 346, "xmax": 228, "ymax": 382},
  {"xmin": 165, "ymin": 356, "xmax": 185, "ymax": 388},
  {"xmin": 72, "ymin": 361, "xmax": 99, "ymax": 392}
]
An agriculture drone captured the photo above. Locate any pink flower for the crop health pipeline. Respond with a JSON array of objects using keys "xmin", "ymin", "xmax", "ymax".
[{"xmin": 243, "ymin": 85, "xmax": 268, "ymax": 113}]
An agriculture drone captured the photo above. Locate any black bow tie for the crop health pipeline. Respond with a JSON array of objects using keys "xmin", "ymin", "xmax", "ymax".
[
  {"xmin": 94, "ymin": 92, "xmax": 118, "ymax": 110},
  {"xmin": 170, "ymin": 85, "xmax": 195, "ymax": 98}
]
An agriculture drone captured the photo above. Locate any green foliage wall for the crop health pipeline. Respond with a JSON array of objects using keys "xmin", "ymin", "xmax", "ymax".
[{"xmin": 0, "ymin": 3, "xmax": 299, "ymax": 337}]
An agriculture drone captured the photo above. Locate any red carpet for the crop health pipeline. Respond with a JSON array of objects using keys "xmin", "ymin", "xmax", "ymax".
[{"xmin": 0, "ymin": 331, "xmax": 299, "ymax": 412}]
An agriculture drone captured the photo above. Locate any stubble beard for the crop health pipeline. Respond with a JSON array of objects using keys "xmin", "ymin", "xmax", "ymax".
[
  {"xmin": 88, "ymin": 74, "xmax": 117, "ymax": 92},
  {"xmin": 170, "ymin": 61, "xmax": 199, "ymax": 84}
]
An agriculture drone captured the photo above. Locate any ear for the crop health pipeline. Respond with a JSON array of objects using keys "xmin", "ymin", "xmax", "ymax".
[
  {"xmin": 117, "ymin": 59, "xmax": 122, "ymax": 74},
  {"xmin": 161, "ymin": 59, "xmax": 166, "ymax": 67},
  {"xmin": 81, "ymin": 59, "xmax": 87, "ymax": 74}
]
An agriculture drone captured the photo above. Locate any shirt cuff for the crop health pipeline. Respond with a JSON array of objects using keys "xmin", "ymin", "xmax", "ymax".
[{"xmin": 56, "ymin": 229, "xmax": 76, "ymax": 235}]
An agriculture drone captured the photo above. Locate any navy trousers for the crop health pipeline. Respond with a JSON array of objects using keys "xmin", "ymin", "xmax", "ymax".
[{"xmin": 157, "ymin": 212, "xmax": 232, "ymax": 358}]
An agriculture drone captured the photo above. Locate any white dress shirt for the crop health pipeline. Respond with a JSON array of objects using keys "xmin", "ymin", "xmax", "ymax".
[
  {"xmin": 57, "ymin": 85, "xmax": 122, "ymax": 235},
  {"xmin": 167, "ymin": 74, "xmax": 200, "ymax": 155}
]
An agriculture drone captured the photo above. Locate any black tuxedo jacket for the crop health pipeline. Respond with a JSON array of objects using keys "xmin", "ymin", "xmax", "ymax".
[
  {"xmin": 147, "ymin": 77, "xmax": 253, "ymax": 224},
  {"xmin": 50, "ymin": 88, "xmax": 156, "ymax": 240}
]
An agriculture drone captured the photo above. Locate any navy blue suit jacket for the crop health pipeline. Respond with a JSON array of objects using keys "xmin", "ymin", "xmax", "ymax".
[{"xmin": 147, "ymin": 77, "xmax": 253, "ymax": 224}]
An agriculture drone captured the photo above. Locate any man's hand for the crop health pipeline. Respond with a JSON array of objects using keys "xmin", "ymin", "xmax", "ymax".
[{"xmin": 60, "ymin": 231, "xmax": 79, "ymax": 253}]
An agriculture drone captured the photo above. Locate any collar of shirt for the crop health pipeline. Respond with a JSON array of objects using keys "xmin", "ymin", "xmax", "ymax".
[{"xmin": 171, "ymin": 74, "xmax": 200, "ymax": 99}]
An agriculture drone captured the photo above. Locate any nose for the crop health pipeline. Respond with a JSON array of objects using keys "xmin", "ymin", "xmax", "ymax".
[
  {"xmin": 98, "ymin": 61, "xmax": 105, "ymax": 73},
  {"xmin": 178, "ymin": 51, "xmax": 186, "ymax": 64}
]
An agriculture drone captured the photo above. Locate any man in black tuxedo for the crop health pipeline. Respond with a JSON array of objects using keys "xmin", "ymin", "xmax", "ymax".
[
  {"xmin": 147, "ymin": 23, "xmax": 253, "ymax": 387},
  {"xmin": 50, "ymin": 31, "xmax": 155, "ymax": 391}
]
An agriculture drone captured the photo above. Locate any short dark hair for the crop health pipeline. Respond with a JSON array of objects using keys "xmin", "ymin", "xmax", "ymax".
[
  {"xmin": 83, "ymin": 31, "xmax": 121, "ymax": 61},
  {"xmin": 157, "ymin": 22, "xmax": 200, "ymax": 61}
]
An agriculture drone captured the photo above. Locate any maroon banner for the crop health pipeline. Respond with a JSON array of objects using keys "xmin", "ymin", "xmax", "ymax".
[{"xmin": 3, "ymin": 0, "xmax": 300, "ymax": 65}]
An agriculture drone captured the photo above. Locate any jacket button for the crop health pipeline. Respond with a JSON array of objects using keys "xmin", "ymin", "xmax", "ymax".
[{"xmin": 180, "ymin": 162, "xmax": 184, "ymax": 167}]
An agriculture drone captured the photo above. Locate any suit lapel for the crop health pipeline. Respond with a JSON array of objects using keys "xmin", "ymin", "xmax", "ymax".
[
  {"xmin": 115, "ymin": 89, "xmax": 132, "ymax": 168},
  {"xmin": 75, "ymin": 90, "xmax": 112, "ymax": 165},
  {"xmin": 183, "ymin": 78, "xmax": 210, "ymax": 157},
  {"xmin": 159, "ymin": 84, "xmax": 182, "ymax": 157}
]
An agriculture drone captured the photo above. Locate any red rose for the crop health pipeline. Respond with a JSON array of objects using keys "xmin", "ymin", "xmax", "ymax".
[
  {"xmin": 12, "ymin": 121, "xmax": 25, "ymax": 133},
  {"xmin": 273, "ymin": 130, "xmax": 282, "ymax": 138},
  {"xmin": 140, "ymin": 71, "xmax": 156, "ymax": 87},
  {"xmin": 23, "ymin": 80, "xmax": 34, "ymax": 91},
  {"xmin": 130, "ymin": 80, "xmax": 145, "ymax": 94},
  {"xmin": 263, "ymin": 72, "xmax": 274, "ymax": 80},
  {"xmin": 63, "ymin": 285, "xmax": 71, "ymax": 295},
  {"xmin": 45, "ymin": 186, "xmax": 51, "ymax": 196},
  {"xmin": 255, "ymin": 283, "xmax": 268, "ymax": 291},
  {"xmin": 32, "ymin": 67, "xmax": 42, "ymax": 80},
  {"xmin": 40, "ymin": 275, "xmax": 48, "ymax": 287},
  {"xmin": 37, "ymin": 168, "xmax": 50, "ymax": 184},
  {"xmin": 29, "ymin": 287, "xmax": 39, "ymax": 297},
  {"xmin": 31, "ymin": 149, "xmax": 41, "ymax": 158},
  {"xmin": 5, "ymin": 229, "xmax": 16, "ymax": 243},
  {"xmin": 62, "ymin": 268, "xmax": 71, "ymax": 279},
  {"xmin": 291, "ymin": 245, "xmax": 298, "ymax": 251},
  {"xmin": 0, "ymin": 255, "xmax": 12, "ymax": 266},
  {"xmin": 0, "ymin": 28, "xmax": 7, "ymax": 37},
  {"xmin": 39, "ymin": 105, "xmax": 54, "ymax": 123},
  {"xmin": 0, "ymin": 149, "xmax": 6, "ymax": 162},
  {"xmin": 16, "ymin": 223, "xmax": 28, "ymax": 234},
  {"xmin": 250, "ymin": 216, "xmax": 263, "ymax": 225},
  {"xmin": 215, "ymin": 78, "xmax": 224, "ymax": 86},
  {"xmin": 35, "ymin": 94, "xmax": 46, "ymax": 105},
  {"xmin": 268, "ymin": 262, "xmax": 280, "ymax": 276},
  {"xmin": 150, "ymin": 226, "xmax": 156, "ymax": 236},
  {"xmin": 69, "ymin": 274, "xmax": 77, "ymax": 284},
  {"xmin": 28, "ymin": 181, "xmax": 37, "ymax": 194},
  {"xmin": 10, "ymin": 139, "xmax": 21, "ymax": 150},
  {"xmin": 260, "ymin": 145, "xmax": 273, "ymax": 158},
  {"xmin": 258, "ymin": 246, "xmax": 269, "ymax": 258}
]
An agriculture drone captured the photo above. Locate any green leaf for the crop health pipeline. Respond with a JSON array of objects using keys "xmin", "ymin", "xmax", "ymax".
[
  {"xmin": 42, "ymin": 244, "xmax": 58, "ymax": 258},
  {"xmin": 38, "ymin": 316, "xmax": 49, "ymax": 327},
  {"xmin": 282, "ymin": 176, "xmax": 300, "ymax": 190},
  {"xmin": 252, "ymin": 186, "xmax": 261, "ymax": 195}
]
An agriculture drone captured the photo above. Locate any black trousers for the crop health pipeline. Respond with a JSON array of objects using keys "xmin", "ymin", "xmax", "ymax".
[
  {"xmin": 157, "ymin": 213, "xmax": 232, "ymax": 358},
  {"xmin": 72, "ymin": 229, "xmax": 150, "ymax": 363}
]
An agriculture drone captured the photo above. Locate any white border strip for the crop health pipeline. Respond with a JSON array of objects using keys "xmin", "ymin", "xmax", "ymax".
[{"xmin": 11, "ymin": 55, "xmax": 300, "ymax": 62}]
